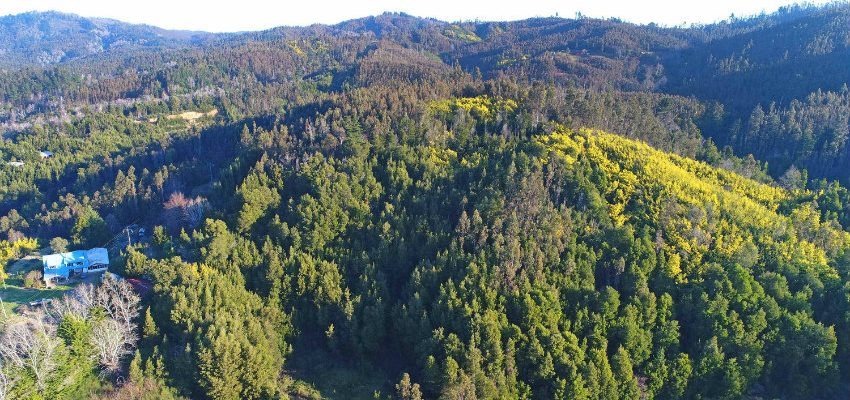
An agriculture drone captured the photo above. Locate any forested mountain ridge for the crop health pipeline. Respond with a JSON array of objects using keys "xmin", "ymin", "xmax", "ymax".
[
  {"xmin": 1, "ymin": 4, "xmax": 850, "ymax": 400},
  {"xmin": 664, "ymin": 3, "xmax": 850, "ymax": 111},
  {"xmin": 0, "ymin": 11, "xmax": 219, "ymax": 69},
  {"xmin": 2, "ymin": 4, "xmax": 849, "ymax": 184}
]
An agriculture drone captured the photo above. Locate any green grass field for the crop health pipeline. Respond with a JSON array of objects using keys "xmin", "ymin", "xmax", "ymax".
[
  {"xmin": 0, "ymin": 281, "xmax": 72, "ymax": 318},
  {"xmin": 0, "ymin": 256, "xmax": 74, "ymax": 320}
]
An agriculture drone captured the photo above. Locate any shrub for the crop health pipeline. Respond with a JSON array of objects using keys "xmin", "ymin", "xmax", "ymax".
[
  {"xmin": 23, "ymin": 269, "xmax": 44, "ymax": 288},
  {"xmin": 50, "ymin": 237, "xmax": 70, "ymax": 253}
]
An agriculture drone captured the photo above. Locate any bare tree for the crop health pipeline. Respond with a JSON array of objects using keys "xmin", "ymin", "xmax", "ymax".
[
  {"xmin": 51, "ymin": 283, "xmax": 98, "ymax": 321},
  {"xmin": 96, "ymin": 276, "xmax": 140, "ymax": 342},
  {"xmin": 89, "ymin": 319, "xmax": 131, "ymax": 373},
  {"xmin": 6, "ymin": 278, "xmax": 141, "ymax": 382},
  {"xmin": 85, "ymin": 276, "xmax": 141, "ymax": 373},
  {"xmin": 163, "ymin": 192, "xmax": 209, "ymax": 232},
  {"xmin": 0, "ymin": 313, "xmax": 59, "ymax": 391},
  {"xmin": 51, "ymin": 278, "xmax": 140, "ymax": 373}
]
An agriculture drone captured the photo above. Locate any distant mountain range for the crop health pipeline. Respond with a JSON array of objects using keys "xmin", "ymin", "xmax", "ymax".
[
  {"xmin": 0, "ymin": 11, "xmax": 218, "ymax": 68},
  {"xmin": 1, "ymin": 4, "xmax": 849, "ymax": 181},
  {"xmin": 4, "ymin": 6, "xmax": 848, "ymax": 102}
]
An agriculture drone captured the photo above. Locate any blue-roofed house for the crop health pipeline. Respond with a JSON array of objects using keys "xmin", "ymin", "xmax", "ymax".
[{"xmin": 42, "ymin": 248, "xmax": 109, "ymax": 285}]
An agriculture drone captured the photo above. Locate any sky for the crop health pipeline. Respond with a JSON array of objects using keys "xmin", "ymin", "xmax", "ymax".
[{"xmin": 0, "ymin": 0, "xmax": 839, "ymax": 32}]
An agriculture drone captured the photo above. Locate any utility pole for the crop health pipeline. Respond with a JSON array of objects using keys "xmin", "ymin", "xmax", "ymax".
[{"xmin": 126, "ymin": 227, "xmax": 132, "ymax": 248}]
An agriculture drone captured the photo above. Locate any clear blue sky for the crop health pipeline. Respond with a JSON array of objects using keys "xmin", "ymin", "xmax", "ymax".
[{"xmin": 0, "ymin": 0, "xmax": 838, "ymax": 32}]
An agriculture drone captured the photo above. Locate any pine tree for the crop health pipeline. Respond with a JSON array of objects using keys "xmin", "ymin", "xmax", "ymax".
[
  {"xmin": 587, "ymin": 348, "xmax": 618, "ymax": 400},
  {"xmin": 129, "ymin": 350, "xmax": 144, "ymax": 383},
  {"xmin": 143, "ymin": 307, "xmax": 159, "ymax": 339},
  {"xmin": 612, "ymin": 346, "xmax": 640, "ymax": 400}
]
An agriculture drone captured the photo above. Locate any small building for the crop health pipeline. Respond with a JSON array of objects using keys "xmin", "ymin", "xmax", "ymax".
[
  {"xmin": 6, "ymin": 161, "xmax": 24, "ymax": 167},
  {"xmin": 42, "ymin": 248, "xmax": 109, "ymax": 285},
  {"xmin": 39, "ymin": 151, "xmax": 53, "ymax": 159}
]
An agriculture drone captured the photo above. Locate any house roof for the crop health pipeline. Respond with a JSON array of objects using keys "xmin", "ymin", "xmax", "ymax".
[
  {"xmin": 42, "ymin": 250, "xmax": 87, "ymax": 269},
  {"xmin": 86, "ymin": 248, "xmax": 109, "ymax": 265},
  {"xmin": 42, "ymin": 247, "xmax": 109, "ymax": 269}
]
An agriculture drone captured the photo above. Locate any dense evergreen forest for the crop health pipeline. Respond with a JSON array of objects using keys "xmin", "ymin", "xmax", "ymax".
[{"xmin": 1, "ymin": 3, "xmax": 850, "ymax": 399}]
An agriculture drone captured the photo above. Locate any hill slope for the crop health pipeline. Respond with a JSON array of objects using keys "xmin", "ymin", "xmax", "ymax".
[{"xmin": 0, "ymin": 11, "xmax": 217, "ymax": 68}]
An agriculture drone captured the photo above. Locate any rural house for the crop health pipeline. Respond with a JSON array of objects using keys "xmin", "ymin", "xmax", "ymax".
[{"xmin": 42, "ymin": 248, "xmax": 109, "ymax": 284}]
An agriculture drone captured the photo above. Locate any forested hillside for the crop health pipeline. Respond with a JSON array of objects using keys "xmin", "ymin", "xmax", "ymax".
[
  {"xmin": 0, "ymin": 11, "xmax": 217, "ymax": 69},
  {"xmin": 1, "ymin": 4, "xmax": 849, "ymax": 400}
]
